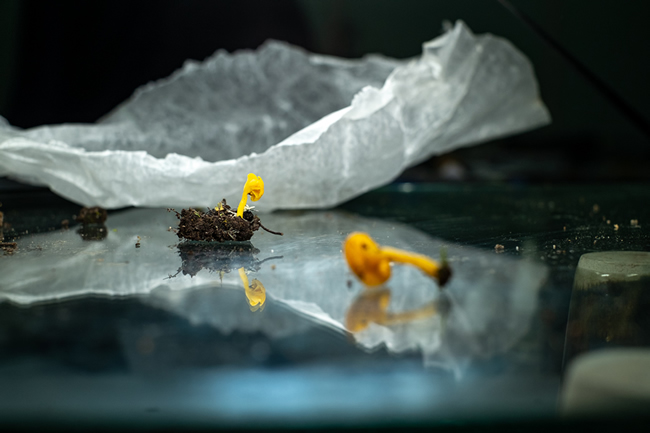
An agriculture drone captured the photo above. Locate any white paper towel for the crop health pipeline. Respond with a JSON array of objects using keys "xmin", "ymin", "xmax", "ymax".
[{"xmin": 0, "ymin": 21, "xmax": 550, "ymax": 210}]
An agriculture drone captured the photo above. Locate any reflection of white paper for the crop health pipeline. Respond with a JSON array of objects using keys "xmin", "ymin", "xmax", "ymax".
[
  {"xmin": 0, "ymin": 208, "xmax": 546, "ymax": 370},
  {"xmin": 0, "ymin": 22, "xmax": 549, "ymax": 210}
]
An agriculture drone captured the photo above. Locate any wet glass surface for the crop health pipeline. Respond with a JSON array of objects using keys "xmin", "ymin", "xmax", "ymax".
[{"xmin": 1, "ymin": 183, "xmax": 649, "ymax": 429}]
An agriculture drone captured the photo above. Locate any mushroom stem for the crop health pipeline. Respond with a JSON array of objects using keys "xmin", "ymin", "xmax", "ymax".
[
  {"xmin": 381, "ymin": 246, "xmax": 442, "ymax": 280},
  {"xmin": 236, "ymin": 189, "xmax": 249, "ymax": 218},
  {"xmin": 238, "ymin": 267, "xmax": 249, "ymax": 289}
]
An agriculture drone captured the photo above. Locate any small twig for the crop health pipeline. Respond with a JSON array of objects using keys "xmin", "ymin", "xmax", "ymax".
[
  {"xmin": 259, "ymin": 223, "xmax": 283, "ymax": 236},
  {"xmin": 258, "ymin": 255, "xmax": 284, "ymax": 265}
]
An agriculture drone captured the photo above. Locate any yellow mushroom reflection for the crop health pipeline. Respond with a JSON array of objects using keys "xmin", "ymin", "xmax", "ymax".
[
  {"xmin": 345, "ymin": 286, "xmax": 449, "ymax": 333},
  {"xmin": 238, "ymin": 267, "xmax": 266, "ymax": 312},
  {"xmin": 343, "ymin": 232, "xmax": 451, "ymax": 288}
]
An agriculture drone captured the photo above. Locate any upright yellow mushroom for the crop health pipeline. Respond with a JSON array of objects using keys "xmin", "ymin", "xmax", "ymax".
[
  {"xmin": 343, "ymin": 232, "xmax": 451, "ymax": 287},
  {"xmin": 236, "ymin": 173, "xmax": 264, "ymax": 218}
]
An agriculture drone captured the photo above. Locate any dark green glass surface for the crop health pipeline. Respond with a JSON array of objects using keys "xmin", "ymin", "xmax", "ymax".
[{"xmin": 1, "ymin": 183, "xmax": 649, "ymax": 430}]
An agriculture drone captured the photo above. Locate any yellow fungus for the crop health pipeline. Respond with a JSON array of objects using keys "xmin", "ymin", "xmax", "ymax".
[
  {"xmin": 236, "ymin": 173, "xmax": 264, "ymax": 218},
  {"xmin": 345, "ymin": 287, "xmax": 439, "ymax": 332},
  {"xmin": 246, "ymin": 279, "xmax": 266, "ymax": 312},
  {"xmin": 343, "ymin": 232, "xmax": 451, "ymax": 287},
  {"xmin": 238, "ymin": 267, "xmax": 266, "ymax": 311}
]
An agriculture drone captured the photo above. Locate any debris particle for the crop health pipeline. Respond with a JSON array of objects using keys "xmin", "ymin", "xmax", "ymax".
[
  {"xmin": 593, "ymin": 204, "xmax": 599, "ymax": 213},
  {"xmin": 563, "ymin": 226, "xmax": 566, "ymax": 231},
  {"xmin": 271, "ymin": 264, "xmax": 276, "ymax": 270},
  {"xmin": 1, "ymin": 241, "xmax": 17, "ymax": 255},
  {"xmin": 135, "ymin": 236, "xmax": 141, "ymax": 248},
  {"xmin": 347, "ymin": 279, "xmax": 353, "ymax": 289},
  {"xmin": 75, "ymin": 206, "xmax": 108, "ymax": 224},
  {"xmin": 61, "ymin": 219, "xmax": 69, "ymax": 229},
  {"xmin": 494, "ymin": 244, "xmax": 505, "ymax": 253},
  {"xmin": 606, "ymin": 220, "xmax": 611, "ymax": 224},
  {"xmin": 631, "ymin": 219, "xmax": 639, "ymax": 227},
  {"xmin": 614, "ymin": 224, "xmax": 619, "ymax": 231},
  {"xmin": 77, "ymin": 225, "xmax": 107, "ymax": 241}
]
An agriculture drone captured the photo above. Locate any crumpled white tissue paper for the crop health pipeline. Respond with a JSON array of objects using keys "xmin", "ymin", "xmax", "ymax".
[{"xmin": 0, "ymin": 21, "xmax": 550, "ymax": 210}]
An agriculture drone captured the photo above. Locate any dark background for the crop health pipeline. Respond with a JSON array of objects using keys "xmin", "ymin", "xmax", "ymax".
[{"xmin": 1, "ymin": 0, "xmax": 649, "ymax": 182}]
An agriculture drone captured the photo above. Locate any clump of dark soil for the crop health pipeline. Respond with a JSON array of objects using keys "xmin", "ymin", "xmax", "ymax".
[
  {"xmin": 75, "ymin": 207, "xmax": 108, "ymax": 224},
  {"xmin": 170, "ymin": 200, "xmax": 282, "ymax": 242},
  {"xmin": 74, "ymin": 206, "xmax": 108, "ymax": 241},
  {"xmin": 0, "ymin": 203, "xmax": 17, "ymax": 254},
  {"xmin": 1, "ymin": 241, "xmax": 17, "ymax": 255},
  {"xmin": 77, "ymin": 225, "xmax": 108, "ymax": 241}
]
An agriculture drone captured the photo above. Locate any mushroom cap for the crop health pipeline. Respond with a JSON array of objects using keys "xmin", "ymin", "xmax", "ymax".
[
  {"xmin": 245, "ymin": 279, "xmax": 266, "ymax": 308},
  {"xmin": 245, "ymin": 173, "xmax": 264, "ymax": 202},
  {"xmin": 345, "ymin": 287, "xmax": 391, "ymax": 332},
  {"xmin": 344, "ymin": 232, "xmax": 391, "ymax": 286}
]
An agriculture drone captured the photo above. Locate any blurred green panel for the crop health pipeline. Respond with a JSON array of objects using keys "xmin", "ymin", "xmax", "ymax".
[{"xmin": 0, "ymin": 0, "xmax": 20, "ymax": 114}]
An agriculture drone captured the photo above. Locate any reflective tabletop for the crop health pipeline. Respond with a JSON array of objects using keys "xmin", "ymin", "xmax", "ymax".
[{"xmin": 1, "ymin": 183, "xmax": 649, "ymax": 430}]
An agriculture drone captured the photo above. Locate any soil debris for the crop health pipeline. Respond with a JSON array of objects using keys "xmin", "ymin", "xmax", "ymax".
[
  {"xmin": 75, "ymin": 207, "xmax": 108, "ymax": 224},
  {"xmin": 73, "ymin": 207, "xmax": 108, "ymax": 240},
  {"xmin": 1, "ymin": 241, "xmax": 17, "ymax": 255},
  {"xmin": 170, "ymin": 199, "xmax": 282, "ymax": 242},
  {"xmin": 77, "ymin": 225, "xmax": 108, "ymax": 241}
]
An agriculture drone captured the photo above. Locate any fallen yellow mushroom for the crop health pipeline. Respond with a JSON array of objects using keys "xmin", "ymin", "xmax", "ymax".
[{"xmin": 343, "ymin": 232, "xmax": 451, "ymax": 287}]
